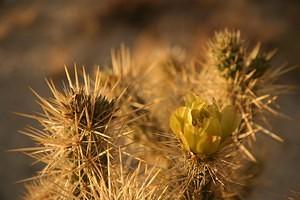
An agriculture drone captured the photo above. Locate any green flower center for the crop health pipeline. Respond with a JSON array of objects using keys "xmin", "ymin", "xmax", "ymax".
[{"xmin": 191, "ymin": 109, "xmax": 209, "ymax": 127}]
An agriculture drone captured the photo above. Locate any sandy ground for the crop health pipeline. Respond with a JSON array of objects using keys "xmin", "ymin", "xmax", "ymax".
[{"xmin": 0, "ymin": 0, "xmax": 299, "ymax": 199}]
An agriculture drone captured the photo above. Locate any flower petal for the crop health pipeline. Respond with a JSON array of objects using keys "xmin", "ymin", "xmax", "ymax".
[
  {"xmin": 195, "ymin": 133, "xmax": 221, "ymax": 156},
  {"xmin": 206, "ymin": 117, "xmax": 222, "ymax": 136},
  {"xmin": 221, "ymin": 105, "xmax": 241, "ymax": 138}
]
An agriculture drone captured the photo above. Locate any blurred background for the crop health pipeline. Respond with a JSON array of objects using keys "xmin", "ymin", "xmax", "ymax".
[{"xmin": 0, "ymin": 0, "xmax": 299, "ymax": 199}]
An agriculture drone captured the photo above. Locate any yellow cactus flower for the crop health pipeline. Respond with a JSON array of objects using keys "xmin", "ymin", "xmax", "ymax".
[{"xmin": 170, "ymin": 93, "xmax": 241, "ymax": 158}]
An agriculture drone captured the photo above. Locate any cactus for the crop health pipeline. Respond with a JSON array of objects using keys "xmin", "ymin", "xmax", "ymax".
[{"xmin": 18, "ymin": 29, "xmax": 292, "ymax": 199}]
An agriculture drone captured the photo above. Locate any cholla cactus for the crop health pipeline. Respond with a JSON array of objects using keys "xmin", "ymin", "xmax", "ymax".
[
  {"xmin": 205, "ymin": 29, "xmax": 293, "ymax": 156},
  {"xmin": 134, "ymin": 29, "xmax": 292, "ymax": 199},
  {"xmin": 20, "ymin": 67, "xmax": 120, "ymax": 198},
  {"xmin": 18, "ymin": 29, "xmax": 292, "ymax": 200}
]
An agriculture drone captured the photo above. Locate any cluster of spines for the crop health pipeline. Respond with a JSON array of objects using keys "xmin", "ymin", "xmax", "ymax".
[
  {"xmin": 19, "ymin": 68, "xmax": 118, "ymax": 199},
  {"xmin": 207, "ymin": 29, "xmax": 245, "ymax": 78},
  {"xmin": 207, "ymin": 30, "xmax": 292, "ymax": 150}
]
